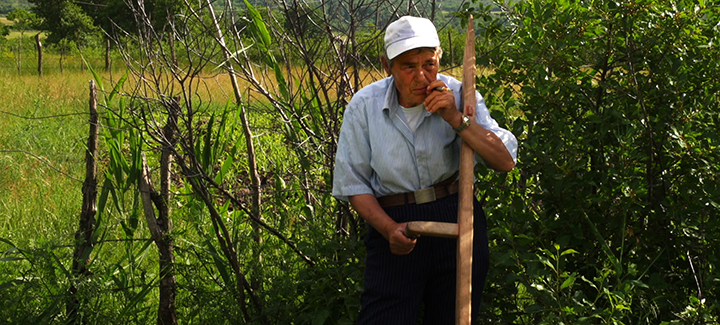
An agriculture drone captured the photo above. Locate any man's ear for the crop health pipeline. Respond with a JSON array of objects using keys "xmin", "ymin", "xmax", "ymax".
[{"xmin": 381, "ymin": 55, "xmax": 391, "ymax": 76}]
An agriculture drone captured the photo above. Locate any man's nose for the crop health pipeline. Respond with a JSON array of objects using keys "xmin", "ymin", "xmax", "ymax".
[{"xmin": 414, "ymin": 68, "xmax": 429, "ymax": 82}]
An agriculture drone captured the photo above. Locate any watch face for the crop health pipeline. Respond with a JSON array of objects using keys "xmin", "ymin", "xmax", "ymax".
[{"xmin": 455, "ymin": 116, "xmax": 471, "ymax": 133}]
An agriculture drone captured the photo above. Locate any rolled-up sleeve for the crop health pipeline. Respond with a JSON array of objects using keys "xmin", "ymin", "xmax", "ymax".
[
  {"xmin": 473, "ymin": 92, "xmax": 519, "ymax": 164},
  {"xmin": 332, "ymin": 96, "xmax": 374, "ymax": 202}
]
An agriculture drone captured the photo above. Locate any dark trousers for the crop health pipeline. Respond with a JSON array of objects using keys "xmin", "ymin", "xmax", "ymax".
[{"xmin": 357, "ymin": 193, "xmax": 489, "ymax": 324}]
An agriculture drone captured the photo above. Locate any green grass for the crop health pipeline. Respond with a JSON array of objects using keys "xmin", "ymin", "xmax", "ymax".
[
  {"xmin": 0, "ymin": 71, "xmax": 92, "ymax": 247},
  {"xmin": 0, "ymin": 65, "xmax": 247, "ymax": 246},
  {"xmin": 0, "ymin": 51, "xmax": 119, "ymax": 77}
]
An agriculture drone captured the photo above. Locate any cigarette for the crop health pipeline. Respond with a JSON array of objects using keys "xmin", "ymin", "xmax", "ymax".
[{"xmin": 434, "ymin": 86, "xmax": 452, "ymax": 92}]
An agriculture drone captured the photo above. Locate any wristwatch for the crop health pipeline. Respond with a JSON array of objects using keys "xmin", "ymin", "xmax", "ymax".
[{"xmin": 454, "ymin": 115, "xmax": 471, "ymax": 133}]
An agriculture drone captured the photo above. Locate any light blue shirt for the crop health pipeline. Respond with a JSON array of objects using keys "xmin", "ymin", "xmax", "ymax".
[{"xmin": 332, "ymin": 74, "xmax": 518, "ymax": 201}]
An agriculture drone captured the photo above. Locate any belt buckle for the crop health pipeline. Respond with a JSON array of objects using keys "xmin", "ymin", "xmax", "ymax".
[{"xmin": 414, "ymin": 187, "xmax": 436, "ymax": 204}]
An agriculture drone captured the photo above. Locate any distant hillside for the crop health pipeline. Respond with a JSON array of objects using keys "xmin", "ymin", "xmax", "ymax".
[{"xmin": 0, "ymin": 0, "xmax": 32, "ymax": 15}]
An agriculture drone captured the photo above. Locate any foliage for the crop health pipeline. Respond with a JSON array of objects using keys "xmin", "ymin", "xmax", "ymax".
[
  {"xmin": 0, "ymin": 21, "xmax": 9, "ymax": 36},
  {"xmin": 474, "ymin": 0, "xmax": 720, "ymax": 323},
  {"xmin": 5, "ymin": 8, "xmax": 42, "ymax": 74},
  {"xmin": 6, "ymin": 8, "xmax": 39, "ymax": 31},
  {"xmin": 29, "ymin": 0, "xmax": 99, "ymax": 46},
  {"xmin": 78, "ymin": 0, "xmax": 183, "ymax": 39},
  {"xmin": 0, "ymin": 0, "xmax": 31, "ymax": 15}
]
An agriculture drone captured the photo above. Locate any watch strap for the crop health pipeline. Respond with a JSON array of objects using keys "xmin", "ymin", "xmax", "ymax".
[{"xmin": 454, "ymin": 115, "xmax": 471, "ymax": 133}]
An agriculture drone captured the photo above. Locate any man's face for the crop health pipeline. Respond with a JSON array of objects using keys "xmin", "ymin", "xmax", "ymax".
[{"xmin": 385, "ymin": 48, "xmax": 439, "ymax": 108}]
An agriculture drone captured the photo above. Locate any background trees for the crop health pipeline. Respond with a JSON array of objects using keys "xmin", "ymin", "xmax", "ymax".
[
  {"xmin": 0, "ymin": 0, "xmax": 31, "ymax": 14},
  {"xmin": 28, "ymin": 0, "xmax": 98, "ymax": 46},
  {"xmin": 5, "ymin": 8, "xmax": 39, "ymax": 74},
  {"xmin": 0, "ymin": 21, "xmax": 9, "ymax": 36}
]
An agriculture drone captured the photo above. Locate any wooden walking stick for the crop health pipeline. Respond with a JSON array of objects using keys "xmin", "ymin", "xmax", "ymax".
[
  {"xmin": 405, "ymin": 15, "xmax": 476, "ymax": 324},
  {"xmin": 456, "ymin": 14, "xmax": 476, "ymax": 325}
]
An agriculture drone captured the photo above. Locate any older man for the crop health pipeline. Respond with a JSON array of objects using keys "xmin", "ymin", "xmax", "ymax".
[{"xmin": 333, "ymin": 16, "xmax": 518, "ymax": 324}]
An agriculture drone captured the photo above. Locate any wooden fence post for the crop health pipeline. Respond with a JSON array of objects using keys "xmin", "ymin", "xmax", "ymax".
[
  {"xmin": 140, "ymin": 153, "xmax": 178, "ymax": 325},
  {"xmin": 105, "ymin": 39, "xmax": 111, "ymax": 73},
  {"xmin": 35, "ymin": 33, "xmax": 42, "ymax": 77},
  {"xmin": 16, "ymin": 34, "xmax": 21, "ymax": 75},
  {"xmin": 67, "ymin": 80, "xmax": 99, "ymax": 323},
  {"xmin": 139, "ymin": 98, "xmax": 179, "ymax": 325}
]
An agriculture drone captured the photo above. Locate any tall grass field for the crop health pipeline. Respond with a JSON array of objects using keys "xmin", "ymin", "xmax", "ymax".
[{"xmin": 0, "ymin": 69, "xmax": 90, "ymax": 247}]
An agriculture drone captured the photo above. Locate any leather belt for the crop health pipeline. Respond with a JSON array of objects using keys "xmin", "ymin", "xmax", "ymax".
[{"xmin": 377, "ymin": 173, "xmax": 459, "ymax": 207}]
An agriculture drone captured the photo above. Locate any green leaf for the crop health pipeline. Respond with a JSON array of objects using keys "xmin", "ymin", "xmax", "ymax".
[
  {"xmin": 82, "ymin": 54, "xmax": 104, "ymax": 91},
  {"xmin": 615, "ymin": 304, "xmax": 630, "ymax": 310},
  {"xmin": 108, "ymin": 71, "xmax": 128, "ymax": 102},
  {"xmin": 561, "ymin": 276, "xmax": 576, "ymax": 289},
  {"xmin": 36, "ymin": 298, "xmax": 62, "ymax": 323},
  {"xmin": 272, "ymin": 58, "xmax": 290, "ymax": 100},
  {"xmin": 118, "ymin": 282, "xmax": 156, "ymax": 319},
  {"xmin": 525, "ymin": 304, "xmax": 543, "ymax": 313},
  {"xmin": 710, "ymin": 200, "xmax": 720, "ymax": 209},
  {"xmin": 205, "ymin": 239, "xmax": 231, "ymax": 286},
  {"xmin": 215, "ymin": 155, "xmax": 234, "ymax": 184},
  {"xmin": 244, "ymin": 0, "xmax": 271, "ymax": 48},
  {"xmin": 312, "ymin": 309, "xmax": 330, "ymax": 325},
  {"xmin": 0, "ymin": 279, "xmax": 24, "ymax": 291},
  {"xmin": 213, "ymin": 104, "xmax": 232, "ymax": 161},
  {"xmin": 0, "ymin": 257, "xmax": 23, "ymax": 262},
  {"xmin": 203, "ymin": 114, "xmax": 216, "ymax": 172},
  {"xmin": 582, "ymin": 211, "xmax": 622, "ymax": 276},
  {"xmin": 127, "ymin": 129, "xmax": 143, "ymax": 188},
  {"xmin": 93, "ymin": 177, "xmax": 113, "ymax": 242},
  {"xmin": 537, "ymin": 254, "xmax": 556, "ymax": 271},
  {"xmin": 561, "ymin": 249, "xmax": 578, "ymax": 256}
]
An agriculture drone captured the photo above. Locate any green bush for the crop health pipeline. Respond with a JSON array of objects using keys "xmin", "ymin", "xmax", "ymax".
[{"xmin": 475, "ymin": 0, "xmax": 720, "ymax": 323}]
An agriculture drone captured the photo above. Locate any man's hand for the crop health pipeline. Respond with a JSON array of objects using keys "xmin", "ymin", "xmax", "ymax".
[
  {"xmin": 385, "ymin": 222, "xmax": 417, "ymax": 255},
  {"xmin": 348, "ymin": 194, "xmax": 419, "ymax": 256},
  {"xmin": 424, "ymin": 81, "xmax": 457, "ymax": 120},
  {"xmin": 421, "ymin": 81, "xmax": 515, "ymax": 172}
]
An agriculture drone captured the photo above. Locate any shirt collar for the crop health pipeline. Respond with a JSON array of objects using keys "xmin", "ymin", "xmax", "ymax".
[{"xmin": 382, "ymin": 76, "xmax": 400, "ymax": 116}]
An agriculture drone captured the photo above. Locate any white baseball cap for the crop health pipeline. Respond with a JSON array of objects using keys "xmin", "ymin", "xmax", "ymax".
[{"xmin": 384, "ymin": 16, "xmax": 440, "ymax": 60}]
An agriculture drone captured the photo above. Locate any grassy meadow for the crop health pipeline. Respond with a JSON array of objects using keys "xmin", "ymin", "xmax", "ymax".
[
  {"xmin": 0, "ymin": 69, "xmax": 91, "ymax": 247},
  {"xmin": 0, "ymin": 55, "xmax": 279, "ymax": 242}
]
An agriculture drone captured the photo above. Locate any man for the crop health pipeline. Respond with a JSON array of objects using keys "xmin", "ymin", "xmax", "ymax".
[{"xmin": 332, "ymin": 16, "xmax": 518, "ymax": 324}]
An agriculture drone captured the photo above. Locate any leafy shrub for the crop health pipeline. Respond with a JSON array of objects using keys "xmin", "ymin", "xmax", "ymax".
[{"xmin": 475, "ymin": 0, "xmax": 720, "ymax": 323}]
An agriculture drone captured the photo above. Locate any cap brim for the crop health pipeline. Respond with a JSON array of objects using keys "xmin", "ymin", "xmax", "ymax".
[{"xmin": 386, "ymin": 37, "xmax": 440, "ymax": 60}]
